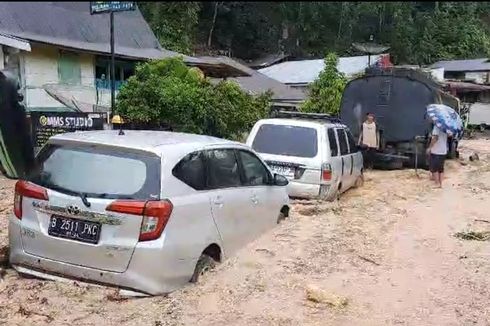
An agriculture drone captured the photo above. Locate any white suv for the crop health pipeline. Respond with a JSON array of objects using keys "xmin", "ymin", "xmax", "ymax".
[
  {"xmin": 9, "ymin": 130, "xmax": 289, "ymax": 296},
  {"xmin": 246, "ymin": 111, "xmax": 363, "ymax": 200}
]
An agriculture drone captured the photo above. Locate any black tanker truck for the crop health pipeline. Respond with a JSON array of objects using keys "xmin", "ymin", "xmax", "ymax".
[{"xmin": 340, "ymin": 66, "xmax": 460, "ymax": 169}]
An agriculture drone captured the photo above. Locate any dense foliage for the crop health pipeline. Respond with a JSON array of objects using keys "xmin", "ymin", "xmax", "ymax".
[
  {"xmin": 139, "ymin": 2, "xmax": 490, "ymax": 65},
  {"xmin": 116, "ymin": 57, "xmax": 271, "ymax": 140},
  {"xmin": 301, "ymin": 53, "xmax": 347, "ymax": 115}
]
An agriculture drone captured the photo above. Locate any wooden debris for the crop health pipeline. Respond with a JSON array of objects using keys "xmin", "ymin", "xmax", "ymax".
[
  {"xmin": 357, "ymin": 255, "xmax": 381, "ymax": 266},
  {"xmin": 455, "ymin": 231, "xmax": 490, "ymax": 241}
]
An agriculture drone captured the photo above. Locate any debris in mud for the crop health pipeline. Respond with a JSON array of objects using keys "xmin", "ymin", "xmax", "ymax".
[
  {"xmin": 357, "ymin": 255, "xmax": 381, "ymax": 266},
  {"xmin": 106, "ymin": 290, "xmax": 129, "ymax": 302},
  {"xmin": 474, "ymin": 219, "xmax": 490, "ymax": 224},
  {"xmin": 17, "ymin": 305, "xmax": 54, "ymax": 322},
  {"xmin": 454, "ymin": 231, "xmax": 490, "ymax": 241},
  {"xmin": 255, "ymin": 248, "xmax": 275, "ymax": 257},
  {"xmin": 305, "ymin": 285, "xmax": 349, "ymax": 308},
  {"xmin": 297, "ymin": 206, "xmax": 325, "ymax": 216},
  {"xmin": 297, "ymin": 205, "xmax": 343, "ymax": 216}
]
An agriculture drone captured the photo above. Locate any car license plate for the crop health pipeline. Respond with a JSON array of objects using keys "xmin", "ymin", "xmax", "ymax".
[
  {"xmin": 270, "ymin": 164, "xmax": 295, "ymax": 178},
  {"xmin": 48, "ymin": 215, "xmax": 101, "ymax": 244}
]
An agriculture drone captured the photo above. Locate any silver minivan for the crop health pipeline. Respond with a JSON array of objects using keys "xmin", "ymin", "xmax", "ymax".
[
  {"xmin": 9, "ymin": 130, "xmax": 290, "ymax": 295},
  {"xmin": 246, "ymin": 112, "xmax": 364, "ymax": 200}
]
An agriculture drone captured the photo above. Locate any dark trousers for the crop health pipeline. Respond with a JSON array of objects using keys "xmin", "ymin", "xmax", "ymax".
[{"xmin": 362, "ymin": 147, "xmax": 376, "ymax": 169}]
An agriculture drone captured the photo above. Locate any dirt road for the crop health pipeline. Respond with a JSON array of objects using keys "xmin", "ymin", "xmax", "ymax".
[{"xmin": 0, "ymin": 139, "xmax": 489, "ymax": 326}]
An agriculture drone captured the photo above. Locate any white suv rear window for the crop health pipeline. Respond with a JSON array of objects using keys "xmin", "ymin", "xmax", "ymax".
[{"xmin": 251, "ymin": 124, "xmax": 318, "ymax": 158}]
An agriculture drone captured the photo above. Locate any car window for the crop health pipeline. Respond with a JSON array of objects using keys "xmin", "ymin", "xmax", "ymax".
[
  {"xmin": 206, "ymin": 149, "xmax": 241, "ymax": 189},
  {"xmin": 251, "ymin": 124, "xmax": 318, "ymax": 158},
  {"xmin": 327, "ymin": 128, "xmax": 339, "ymax": 157},
  {"xmin": 172, "ymin": 151, "xmax": 206, "ymax": 190},
  {"xmin": 346, "ymin": 130, "xmax": 358, "ymax": 153},
  {"xmin": 238, "ymin": 150, "xmax": 270, "ymax": 186},
  {"xmin": 336, "ymin": 128, "xmax": 349, "ymax": 156},
  {"xmin": 29, "ymin": 144, "xmax": 161, "ymax": 200}
]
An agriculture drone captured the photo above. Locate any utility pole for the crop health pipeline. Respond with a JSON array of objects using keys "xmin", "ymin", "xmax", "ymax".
[
  {"xmin": 110, "ymin": 10, "xmax": 115, "ymax": 114},
  {"xmin": 90, "ymin": 2, "xmax": 135, "ymax": 119}
]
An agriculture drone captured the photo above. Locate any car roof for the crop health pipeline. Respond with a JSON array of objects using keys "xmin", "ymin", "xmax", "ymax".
[
  {"xmin": 49, "ymin": 130, "xmax": 243, "ymax": 154},
  {"xmin": 255, "ymin": 118, "xmax": 345, "ymax": 128}
]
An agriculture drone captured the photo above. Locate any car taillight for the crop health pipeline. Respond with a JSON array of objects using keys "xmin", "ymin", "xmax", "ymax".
[
  {"xmin": 106, "ymin": 200, "xmax": 173, "ymax": 242},
  {"xmin": 14, "ymin": 180, "xmax": 49, "ymax": 219},
  {"xmin": 321, "ymin": 163, "xmax": 332, "ymax": 181}
]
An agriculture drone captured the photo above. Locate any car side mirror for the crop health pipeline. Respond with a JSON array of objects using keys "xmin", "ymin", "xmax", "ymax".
[{"xmin": 273, "ymin": 173, "xmax": 289, "ymax": 186}]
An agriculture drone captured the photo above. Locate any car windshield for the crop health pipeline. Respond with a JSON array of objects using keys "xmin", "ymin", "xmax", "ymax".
[
  {"xmin": 28, "ymin": 143, "xmax": 161, "ymax": 200},
  {"xmin": 251, "ymin": 124, "xmax": 318, "ymax": 158}
]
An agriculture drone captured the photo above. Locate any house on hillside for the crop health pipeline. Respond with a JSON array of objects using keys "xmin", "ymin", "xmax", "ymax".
[
  {"xmin": 0, "ymin": 2, "xmax": 248, "ymax": 113},
  {"xmin": 258, "ymin": 54, "xmax": 392, "ymax": 95},
  {"xmin": 430, "ymin": 58, "xmax": 490, "ymax": 84},
  {"xmin": 198, "ymin": 56, "xmax": 306, "ymax": 110}
]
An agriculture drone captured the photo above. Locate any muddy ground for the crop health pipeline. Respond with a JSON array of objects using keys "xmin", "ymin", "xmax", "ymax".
[{"xmin": 0, "ymin": 139, "xmax": 489, "ymax": 326}]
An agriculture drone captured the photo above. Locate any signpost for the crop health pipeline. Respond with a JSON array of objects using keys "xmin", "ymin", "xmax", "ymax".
[{"xmin": 89, "ymin": 2, "xmax": 135, "ymax": 117}]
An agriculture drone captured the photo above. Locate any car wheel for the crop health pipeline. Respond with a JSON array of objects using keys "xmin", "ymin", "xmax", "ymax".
[{"xmin": 190, "ymin": 254, "xmax": 217, "ymax": 283}]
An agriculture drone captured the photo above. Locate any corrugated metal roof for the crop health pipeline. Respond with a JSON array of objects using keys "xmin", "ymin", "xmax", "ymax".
[
  {"xmin": 0, "ymin": 2, "xmax": 170, "ymax": 60},
  {"xmin": 201, "ymin": 56, "xmax": 306, "ymax": 102},
  {"xmin": 258, "ymin": 55, "xmax": 384, "ymax": 85},
  {"xmin": 430, "ymin": 58, "xmax": 490, "ymax": 72}
]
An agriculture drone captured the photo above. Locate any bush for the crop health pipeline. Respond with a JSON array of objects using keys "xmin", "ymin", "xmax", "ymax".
[
  {"xmin": 301, "ymin": 53, "xmax": 347, "ymax": 116},
  {"xmin": 116, "ymin": 57, "xmax": 271, "ymax": 140}
]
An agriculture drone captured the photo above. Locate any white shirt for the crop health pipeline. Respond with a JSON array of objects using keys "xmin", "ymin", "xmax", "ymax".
[
  {"xmin": 430, "ymin": 126, "xmax": 448, "ymax": 155},
  {"xmin": 361, "ymin": 122, "xmax": 378, "ymax": 149}
]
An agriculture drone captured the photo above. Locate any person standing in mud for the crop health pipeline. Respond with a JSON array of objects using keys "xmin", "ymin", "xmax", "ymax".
[
  {"xmin": 426, "ymin": 123, "xmax": 448, "ymax": 188},
  {"xmin": 358, "ymin": 112, "xmax": 379, "ymax": 169}
]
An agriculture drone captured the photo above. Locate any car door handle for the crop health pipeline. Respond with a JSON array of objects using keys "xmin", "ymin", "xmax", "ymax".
[{"xmin": 250, "ymin": 194, "xmax": 259, "ymax": 205}]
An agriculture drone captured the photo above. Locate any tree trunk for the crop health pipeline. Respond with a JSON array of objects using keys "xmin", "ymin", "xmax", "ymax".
[
  {"xmin": 337, "ymin": 2, "xmax": 345, "ymax": 41},
  {"xmin": 207, "ymin": 2, "xmax": 219, "ymax": 49}
]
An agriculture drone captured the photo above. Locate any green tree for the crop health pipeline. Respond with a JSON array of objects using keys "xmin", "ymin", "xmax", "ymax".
[
  {"xmin": 138, "ymin": 2, "xmax": 490, "ymax": 65},
  {"xmin": 301, "ymin": 53, "xmax": 347, "ymax": 116},
  {"xmin": 116, "ymin": 57, "xmax": 271, "ymax": 140},
  {"xmin": 138, "ymin": 2, "xmax": 200, "ymax": 54}
]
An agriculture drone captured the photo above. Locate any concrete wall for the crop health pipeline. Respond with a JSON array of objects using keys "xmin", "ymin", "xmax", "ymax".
[
  {"xmin": 468, "ymin": 102, "xmax": 490, "ymax": 125},
  {"xmin": 21, "ymin": 44, "xmax": 114, "ymax": 111}
]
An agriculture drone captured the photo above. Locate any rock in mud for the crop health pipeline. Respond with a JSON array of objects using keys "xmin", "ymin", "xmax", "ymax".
[
  {"xmin": 469, "ymin": 153, "xmax": 480, "ymax": 162},
  {"xmin": 305, "ymin": 285, "xmax": 349, "ymax": 308}
]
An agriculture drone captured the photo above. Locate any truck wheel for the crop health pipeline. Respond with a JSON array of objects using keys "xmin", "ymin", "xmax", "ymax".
[
  {"xmin": 190, "ymin": 254, "xmax": 217, "ymax": 283},
  {"xmin": 382, "ymin": 159, "xmax": 403, "ymax": 170}
]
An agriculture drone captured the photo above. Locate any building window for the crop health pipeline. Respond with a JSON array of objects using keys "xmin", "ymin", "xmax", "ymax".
[
  {"xmin": 95, "ymin": 56, "xmax": 136, "ymax": 90},
  {"xmin": 58, "ymin": 51, "xmax": 81, "ymax": 85}
]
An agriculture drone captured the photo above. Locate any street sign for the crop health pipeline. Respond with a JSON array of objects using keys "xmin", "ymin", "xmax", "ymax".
[{"xmin": 90, "ymin": 2, "xmax": 135, "ymax": 15}]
